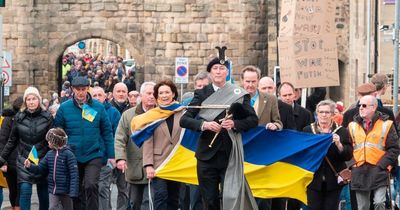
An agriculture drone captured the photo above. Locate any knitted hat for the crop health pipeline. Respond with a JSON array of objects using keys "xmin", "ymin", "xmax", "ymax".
[
  {"xmin": 46, "ymin": 128, "xmax": 68, "ymax": 149},
  {"xmin": 23, "ymin": 87, "xmax": 43, "ymax": 109}
]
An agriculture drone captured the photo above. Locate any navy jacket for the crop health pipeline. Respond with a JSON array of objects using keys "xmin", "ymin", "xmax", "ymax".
[{"xmin": 29, "ymin": 147, "xmax": 79, "ymax": 197}]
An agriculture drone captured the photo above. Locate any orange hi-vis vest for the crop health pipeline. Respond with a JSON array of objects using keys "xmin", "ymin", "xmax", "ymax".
[{"xmin": 348, "ymin": 119, "xmax": 392, "ymax": 167}]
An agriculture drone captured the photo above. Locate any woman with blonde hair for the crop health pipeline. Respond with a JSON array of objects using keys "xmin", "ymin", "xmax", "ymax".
[{"xmin": 0, "ymin": 87, "xmax": 53, "ymax": 210}]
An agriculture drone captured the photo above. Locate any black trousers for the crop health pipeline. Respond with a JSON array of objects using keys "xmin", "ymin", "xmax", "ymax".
[
  {"xmin": 270, "ymin": 198, "xmax": 302, "ymax": 210},
  {"xmin": 255, "ymin": 198, "xmax": 272, "ymax": 210},
  {"xmin": 307, "ymin": 186, "xmax": 342, "ymax": 210},
  {"xmin": 152, "ymin": 178, "xmax": 181, "ymax": 210},
  {"xmin": 73, "ymin": 157, "xmax": 102, "ymax": 210},
  {"xmin": 4, "ymin": 165, "xmax": 19, "ymax": 207},
  {"xmin": 197, "ymin": 150, "xmax": 229, "ymax": 210}
]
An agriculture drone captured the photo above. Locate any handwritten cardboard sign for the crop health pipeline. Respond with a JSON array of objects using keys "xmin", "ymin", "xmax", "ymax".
[
  {"xmin": 278, "ymin": 0, "xmax": 339, "ymax": 88},
  {"xmin": 279, "ymin": 0, "xmax": 336, "ymax": 37},
  {"xmin": 278, "ymin": 35, "xmax": 339, "ymax": 88}
]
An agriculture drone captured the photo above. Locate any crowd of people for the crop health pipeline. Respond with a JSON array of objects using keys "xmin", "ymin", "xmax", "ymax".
[{"xmin": 0, "ymin": 49, "xmax": 399, "ymax": 210}]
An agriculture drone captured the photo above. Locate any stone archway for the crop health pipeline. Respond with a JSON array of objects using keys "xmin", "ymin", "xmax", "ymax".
[{"xmin": 47, "ymin": 29, "xmax": 144, "ymax": 91}]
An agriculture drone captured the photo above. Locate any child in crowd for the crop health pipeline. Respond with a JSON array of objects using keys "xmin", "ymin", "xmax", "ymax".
[{"xmin": 24, "ymin": 128, "xmax": 79, "ymax": 210}]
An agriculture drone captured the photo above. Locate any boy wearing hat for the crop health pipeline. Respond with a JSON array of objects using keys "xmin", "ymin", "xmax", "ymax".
[{"xmin": 24, "ymin": 128, "xmax": 79, "ymax": 210}]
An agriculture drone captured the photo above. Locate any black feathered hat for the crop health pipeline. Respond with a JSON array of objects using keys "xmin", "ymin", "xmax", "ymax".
[{"xmin": 207, "ymin": 46, "xmax": 229, "ymax": 72}]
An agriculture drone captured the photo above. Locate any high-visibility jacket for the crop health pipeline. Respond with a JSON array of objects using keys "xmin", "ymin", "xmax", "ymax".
[{"xmin": 348, "ymin": 119, "xmax": 392, "ymax": 167}]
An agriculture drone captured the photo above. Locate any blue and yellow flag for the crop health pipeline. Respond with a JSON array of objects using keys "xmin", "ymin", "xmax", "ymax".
[
  {"xmin": 28, "ymin": 146, "xmax": 39, "ymax": 165},
  {"xmin": 131, "ymin": 103, "xmax": 184, "ymax": 147},
  {"xmin": 82, "ymin": 104, "xmax": 98, "ymax": 122},
  {"xmin": 154, "ymin": 126, "xmax": 332, "ymax": 204}
]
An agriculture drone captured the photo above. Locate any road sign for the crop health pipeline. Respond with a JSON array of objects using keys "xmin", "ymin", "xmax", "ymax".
[
  {"xmin": 175, "ymin": 57, "xmax": 189, "ymax": 84},
  {"xmin": 78, "ymin": 41, "xmax": 86, "ymax": 49},
  {"xmin": 1, "ymin": 51, "xmax": 12, "ymax": 87}
]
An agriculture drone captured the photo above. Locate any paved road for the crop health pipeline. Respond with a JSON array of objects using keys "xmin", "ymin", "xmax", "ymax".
[{"xmin": 1, "ymin": 184, "xmax": 119, "ymax": 210}]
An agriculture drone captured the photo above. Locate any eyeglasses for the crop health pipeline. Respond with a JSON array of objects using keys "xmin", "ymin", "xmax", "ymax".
[
  {"xmin": 317, "ymin": 111, "xmax": 332, "ymax": 115},
  {"xmin": 358, "ymin": 103, "xmax": 373, "ymax": 108}
]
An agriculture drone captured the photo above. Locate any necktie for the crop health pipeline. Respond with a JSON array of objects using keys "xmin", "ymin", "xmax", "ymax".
[{"xmin": 365, "ymin": 120, "xmax": 371, "ymax": 132}]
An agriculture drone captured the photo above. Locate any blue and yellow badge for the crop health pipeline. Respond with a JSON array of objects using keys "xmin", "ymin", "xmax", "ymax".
[{"xmin": 82, "ymin": 104, "xmax": 98, "ymax": 122}]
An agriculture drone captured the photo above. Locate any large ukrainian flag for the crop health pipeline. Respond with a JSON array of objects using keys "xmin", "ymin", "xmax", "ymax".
[{"xmin": 153, "ymin": 126, "xmax": 332, "ymax": 204}]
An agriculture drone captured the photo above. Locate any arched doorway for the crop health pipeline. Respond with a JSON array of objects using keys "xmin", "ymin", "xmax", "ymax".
[
  {"xmin": 48, "ymin": 29, "xmax": 144, "ymax": 93},
  {"xmin": 57, "ymin": 38, "xmax": 138, "ymax": 93}
]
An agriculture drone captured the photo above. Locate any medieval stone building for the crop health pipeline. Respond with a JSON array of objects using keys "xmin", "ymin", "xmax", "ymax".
[{"xmin": 1, "ymin": 0, "xmax": 352, "ymax": 104}]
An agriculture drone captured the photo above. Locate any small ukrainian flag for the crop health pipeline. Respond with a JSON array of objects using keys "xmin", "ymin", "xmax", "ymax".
[{"xmin": 28, "ymin": 146, "xmax": 39, "ymax": 165}]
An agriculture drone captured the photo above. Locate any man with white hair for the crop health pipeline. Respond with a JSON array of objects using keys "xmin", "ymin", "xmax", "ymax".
[
  {"xmin": 349, "ymin": 95, "xmax": 399, "ymax": 210},
  {"xmin": 115, "ymin": 82, "xmax": 156, "ymax": 210},
  {"xmin": 128, "ymin": 90, "xmax": 140, "ymax": 108}
]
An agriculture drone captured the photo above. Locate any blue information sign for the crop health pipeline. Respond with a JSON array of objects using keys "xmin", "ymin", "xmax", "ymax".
[{"xmin": 78, "ymin": 41, "xmax": 86, "ymax": 49}]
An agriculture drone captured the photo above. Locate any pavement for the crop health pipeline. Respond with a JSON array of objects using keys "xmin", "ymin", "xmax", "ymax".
[{"xmin": 1, "ymin": 184, "xmax": 119, "ymax": 210}]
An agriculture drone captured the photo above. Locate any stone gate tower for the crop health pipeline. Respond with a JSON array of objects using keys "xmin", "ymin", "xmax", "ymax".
[{"xmin": 0, "ymin": 0, "xmax": 350, "ymax": 103}]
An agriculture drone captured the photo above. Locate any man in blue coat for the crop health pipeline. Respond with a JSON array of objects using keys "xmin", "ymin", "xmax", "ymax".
[{"xmin": 54, "ymin": 76, "xmax": 114, "ymax": 210}]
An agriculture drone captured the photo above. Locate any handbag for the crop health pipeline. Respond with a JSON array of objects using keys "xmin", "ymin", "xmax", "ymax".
[
  {"xmin": 310, "ymin": 122, "xmax": 352, "ymax": 185},
  {"xmin": 325, "ymin": 157, "xmax": 351, "ymax": 185}
]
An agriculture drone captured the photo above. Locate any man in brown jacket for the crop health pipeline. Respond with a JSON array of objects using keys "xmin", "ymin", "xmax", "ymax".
[
  {"xmin": 114, "ymin": 81, "xmax": 156, "ymax": 210},
  {"xmin": 241, "ymin": 65, "xmax": 282, "ymax": 130}
]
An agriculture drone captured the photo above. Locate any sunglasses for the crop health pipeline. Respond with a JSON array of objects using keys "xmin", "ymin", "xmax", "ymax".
[{"xmin": 357, "ymin": 103, "xmax": 373, "ymax": 108}]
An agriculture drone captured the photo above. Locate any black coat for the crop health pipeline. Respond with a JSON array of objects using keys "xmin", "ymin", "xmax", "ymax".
[
  {"xmin": 303, "ymin": 123, "xmax": 353, "ymax": 191},
  {"xmin": 278, "ymin": 100, "xmax": 296, "ymax": 130},
  {"xmin": 293, "ymin": 103, "xmax": 314, "ymax": 131},
  {"xmin": 296, "ymin": 87, "xmax": 326, "ymax": 113},
  {"xmin": 110, "ymin": 99, "xmax": 130, "ymax": 114},
  {"xmin": 0, "ymin": 109, "xmax": 18, "ymax": 167},
  {"xmin": 0, "ymin": 108, "xmax": 53, "ymax": 183},
  {"xmin": 180, "ymin": 84, "xmax": 258, "ymax": 161}
]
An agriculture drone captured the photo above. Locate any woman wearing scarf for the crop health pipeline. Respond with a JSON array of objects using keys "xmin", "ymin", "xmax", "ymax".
[
  {"xmin": 303, "ymin": 100, "xmax": 353, "ymax": 210},
  {"xmin": 136, "ymin": 80, "xmax": 183, "ymax": 210}
]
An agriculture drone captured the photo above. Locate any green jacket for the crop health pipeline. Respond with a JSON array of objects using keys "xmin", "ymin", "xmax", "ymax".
[{"xmin": 114, "ymin": 104, "xmax": 148, "ymax": 184}]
